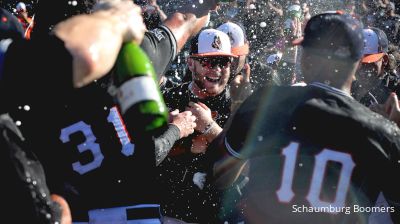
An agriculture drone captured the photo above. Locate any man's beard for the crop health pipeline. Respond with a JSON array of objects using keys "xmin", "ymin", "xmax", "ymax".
[
  {"xmin": 192, "ymin": 65, "xmax": 213, "ymax": 93},
  {"xmin": 194, "ymin": 77, "xmax": 206, "ymax": 91},
  {"xmin": 191, "ymin": 63, "xmax": 225, "ymax": 96}
]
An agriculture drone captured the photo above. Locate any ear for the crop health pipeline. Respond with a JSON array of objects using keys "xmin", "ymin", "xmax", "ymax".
[
  {"xmin": 382, "ymin": 54, "xmax": 390, "ymax": 66},
  {"xmin": 187, "ymin": 57, "xmax": 195, "ymax": 72}
]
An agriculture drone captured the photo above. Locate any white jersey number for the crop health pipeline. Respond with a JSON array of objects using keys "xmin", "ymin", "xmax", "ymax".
[
  {"xmin": 276, "ymin": 142, "xmax": 355, "ymax": 212},
  {"xmin": 60, "ymin": 106, "xmax": 134, "ymax": 175}
]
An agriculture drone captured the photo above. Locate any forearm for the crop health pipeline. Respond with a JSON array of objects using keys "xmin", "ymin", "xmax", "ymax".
[
  {"xmin": 203, "ymin": 121, "xmax": 223, "ymax": 144},
  {"xmin": 268, "ymin": 2, "xmax": 283, "ymax": 16},
  {"xmin": 54, "ymin": 13, "xmax": 124, "ymax": 88},
  {"xmin": 207, "ymin": 124, "xmax": 246, "ymax": 190},
  {"xmin": 162, "ymin": 1, "xmax": 215, "ymax": 51},
  {"xmin": 54, "ymin": 0, "xmax": 145, "ymax": 88},
  {"xmin": 231, "ymin": 100, "xmax": 244, "ymax": 112},
  {"xmin": 156, "ymin": 6, "xmax": 168, "ymax": 21},
  {"xmin": 154, "ymin": 124, "xmax": 181, "ymax": 166}
]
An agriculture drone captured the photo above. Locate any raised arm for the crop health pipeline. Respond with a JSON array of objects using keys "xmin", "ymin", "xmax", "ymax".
[
  {"xmin": 163, "ymin": 0, "xmax": 217, "ymax": 52},
  {"xmin": 53, "ymin": 0, "xmax": 146, "ymax": 88}
]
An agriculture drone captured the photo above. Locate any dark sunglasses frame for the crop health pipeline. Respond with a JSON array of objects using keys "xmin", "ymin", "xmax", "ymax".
[{"xmin": 192, "ymin": 56, "xmax": 233, "ymax": 69}]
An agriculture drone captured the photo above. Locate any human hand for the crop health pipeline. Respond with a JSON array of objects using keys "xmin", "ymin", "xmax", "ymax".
[
  {"xmin": 229, "ymin": 63, "xmax": 252, "ymax": 110},
  {"xmin": 93, "ymin": 0, "xmax": 146, "ymax": 44},
  {"xmin": 147, "ymin": 0, "xmax": 159, "ymax": 7},
  {"xmin": 200, "ymin": 0, "xmax": 219, "ymax": 11},
  {"xmin": 181, "ymin": 0, "xmax": 218, "ymax": 16},
  {"xmin": 169, "ymin": 109, "xmax": 197, "ymax": 138},
  {"xmin": 370, "ymin": 92, "xmax": 400, "ymax": 127},
  {"xmin": 186, "ymin": 102, "xmax": 214, "ymax": 132},
  {"xmin": 384, "ymin": 92, "xmax": 400, "ymax": 127}
]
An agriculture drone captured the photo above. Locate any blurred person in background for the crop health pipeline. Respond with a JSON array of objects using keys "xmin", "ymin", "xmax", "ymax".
[
  {"xmin": 279, "ymin": 0, "xmax": 303, "ymax": 86},
  {"xmin": 135, "ymin": 0, "xmax": 167, "ymax": 30},
  {"xmin": 374, "ymin": 0, "xmax": 400, "ymax": 45},
  {"xmin": 301, "ymin": 2, "xmax": 311, "ymax": 29},
  {"xmin": 217, "ymin": 21, "xmax": 252, "ymax": 111},
  {"xmin": 352, "ymin": 28, "xmax": 392, "ymax": 107},
  {"xmin": 15, "ymin": 2, "xmax": 34, "ymax": 39}
]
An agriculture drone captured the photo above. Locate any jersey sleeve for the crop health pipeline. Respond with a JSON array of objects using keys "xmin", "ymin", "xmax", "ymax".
[
  {"xmin": 140, "ymin": 25, "xmax": 177, "ymax": 81},
  {"xmin": 380, "ymin": 130, "xmax": 400, "ymax": 222},
  {"xmin": 224, "ymin": 90, "xmax": 262, "ymax": 159}
]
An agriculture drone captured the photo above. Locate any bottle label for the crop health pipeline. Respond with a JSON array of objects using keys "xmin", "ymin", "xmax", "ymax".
[{"xmin": 117, "ymin": 76, "xmax": 162, "ymax": 114}]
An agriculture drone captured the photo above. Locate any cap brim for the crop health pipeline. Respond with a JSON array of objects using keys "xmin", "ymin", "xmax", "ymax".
[
  {"xmin": 292, "ymin": 37, "xmax": 304, "ymax": 46},
  {"xmin": 361, "ymin": 53, "xmax": 385, "ymax": 63},
  {"xmin": 232, "ymin": 43, "xmax": 249, "ymax": 56},
  {"xmin": 191, "ymin": 52, "xmax": 238, "ymax": 58}
]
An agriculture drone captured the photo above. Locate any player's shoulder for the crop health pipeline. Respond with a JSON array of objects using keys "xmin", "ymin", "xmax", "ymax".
[
  {"xmin": 298, "ymin": 86, "xmax": 400, "ymax": 146},
  {"xmin": 237, "ymin": 85, "xmax": 310, "ymax": 115},
  {"xmin": 352, "ymin": 102, "xmax": 400, "ymax": 143},
  {"xmin": 226, "ymin": 85, "xmax": 308, "ymax": 150}
]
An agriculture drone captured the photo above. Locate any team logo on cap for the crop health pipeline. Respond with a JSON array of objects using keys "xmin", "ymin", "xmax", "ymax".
[{"xmin": 212, "ymin": 35, "xmax": 222, "ymax": 50}]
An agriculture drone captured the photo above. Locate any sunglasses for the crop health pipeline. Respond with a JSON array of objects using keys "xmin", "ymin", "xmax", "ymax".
[{"xmin": 193, "ymin": 57, "xmax": 232, "ymax": 69}]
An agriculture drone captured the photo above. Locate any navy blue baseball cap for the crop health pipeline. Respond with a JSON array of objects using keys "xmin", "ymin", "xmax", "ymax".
[
  {"xmin": 362, "ymin": 27, "xmax": 389, "ymax": 63},
  {"xmin": 293, "ymin": 11, "xmax": 364, "ymax": 62},
  {"xmin": 0, "ymin": 8, "xmax": 24, "ymax": 40}
]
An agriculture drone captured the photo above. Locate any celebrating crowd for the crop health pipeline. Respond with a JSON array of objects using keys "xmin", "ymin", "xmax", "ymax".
[{"xmin": 1, "ymin": 0, "xmax": 400, "ymax": 224}]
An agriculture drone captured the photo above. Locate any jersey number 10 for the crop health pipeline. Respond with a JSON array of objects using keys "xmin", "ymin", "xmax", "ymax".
[{"xmin": 276, "ymin": 142, "xmax": 355, "ymax": 212}]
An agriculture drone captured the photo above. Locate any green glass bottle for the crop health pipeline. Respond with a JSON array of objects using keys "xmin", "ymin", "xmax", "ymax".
[{"xmin": 114, "ymin": 42, "xmax": 168, "ymax": 138}]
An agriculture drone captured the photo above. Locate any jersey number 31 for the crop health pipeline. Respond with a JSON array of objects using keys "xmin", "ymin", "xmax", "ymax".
[{"xmin": 60, "ymin": 107, "xmax": 134, "ymax": 175}]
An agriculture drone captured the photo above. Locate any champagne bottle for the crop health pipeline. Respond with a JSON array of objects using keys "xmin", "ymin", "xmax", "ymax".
[{"xmin": 114, "ymin": 42, "xmax": 168, "ymax": 138}]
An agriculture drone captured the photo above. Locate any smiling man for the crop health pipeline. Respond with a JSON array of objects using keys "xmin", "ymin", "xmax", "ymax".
[
  {"xmin": 159, "ymin": 29, "xmax": 237, "ymax": 223},
  {"xmin": 187, "ymin": 29, "xmax": 236, "ymax": 99}
]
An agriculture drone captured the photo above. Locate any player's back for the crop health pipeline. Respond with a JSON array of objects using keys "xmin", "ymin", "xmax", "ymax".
[
  {"xmin": 224, "ymin": 84, "xmax": 400, "ymax": 223},
  {"xmin": 11, "ymin": 79, "xmax": 159, "ymax": 221}
]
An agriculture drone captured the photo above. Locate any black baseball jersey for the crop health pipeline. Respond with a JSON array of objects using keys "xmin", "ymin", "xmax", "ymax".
[
  {"xmin": 3, "ymin": 26, "xmax": 177, "ymax": 221},
  {"xmin": 162, "ymin": 82, "xmax": 231, "ymax": 127},
  {"xmin": 351, "ymin": 79, "xmax": 392, "ymax": 107},
  {"xmin": 223, "ymin": 83, "xmax": 400, "ymax": 223},
  {"xmin": 159, "ymin": 82, "xmax": 231, "ymax": 223}
]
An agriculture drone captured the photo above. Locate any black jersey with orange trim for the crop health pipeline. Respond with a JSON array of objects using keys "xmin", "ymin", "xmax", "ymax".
[
  {"xmin": 223, "ymin": 84, "xmax": 400, "ymax": 223},
  {"xmin": 159, "ymin": 82, "xmax": 231, "ymax": 223},
  {"xmin": 12, "ymin": 79, "xmax": 160, "ymax": 221},
  {"xmin": 3, "ymin": 26, "xmax": 177, "ymax": 221}
]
